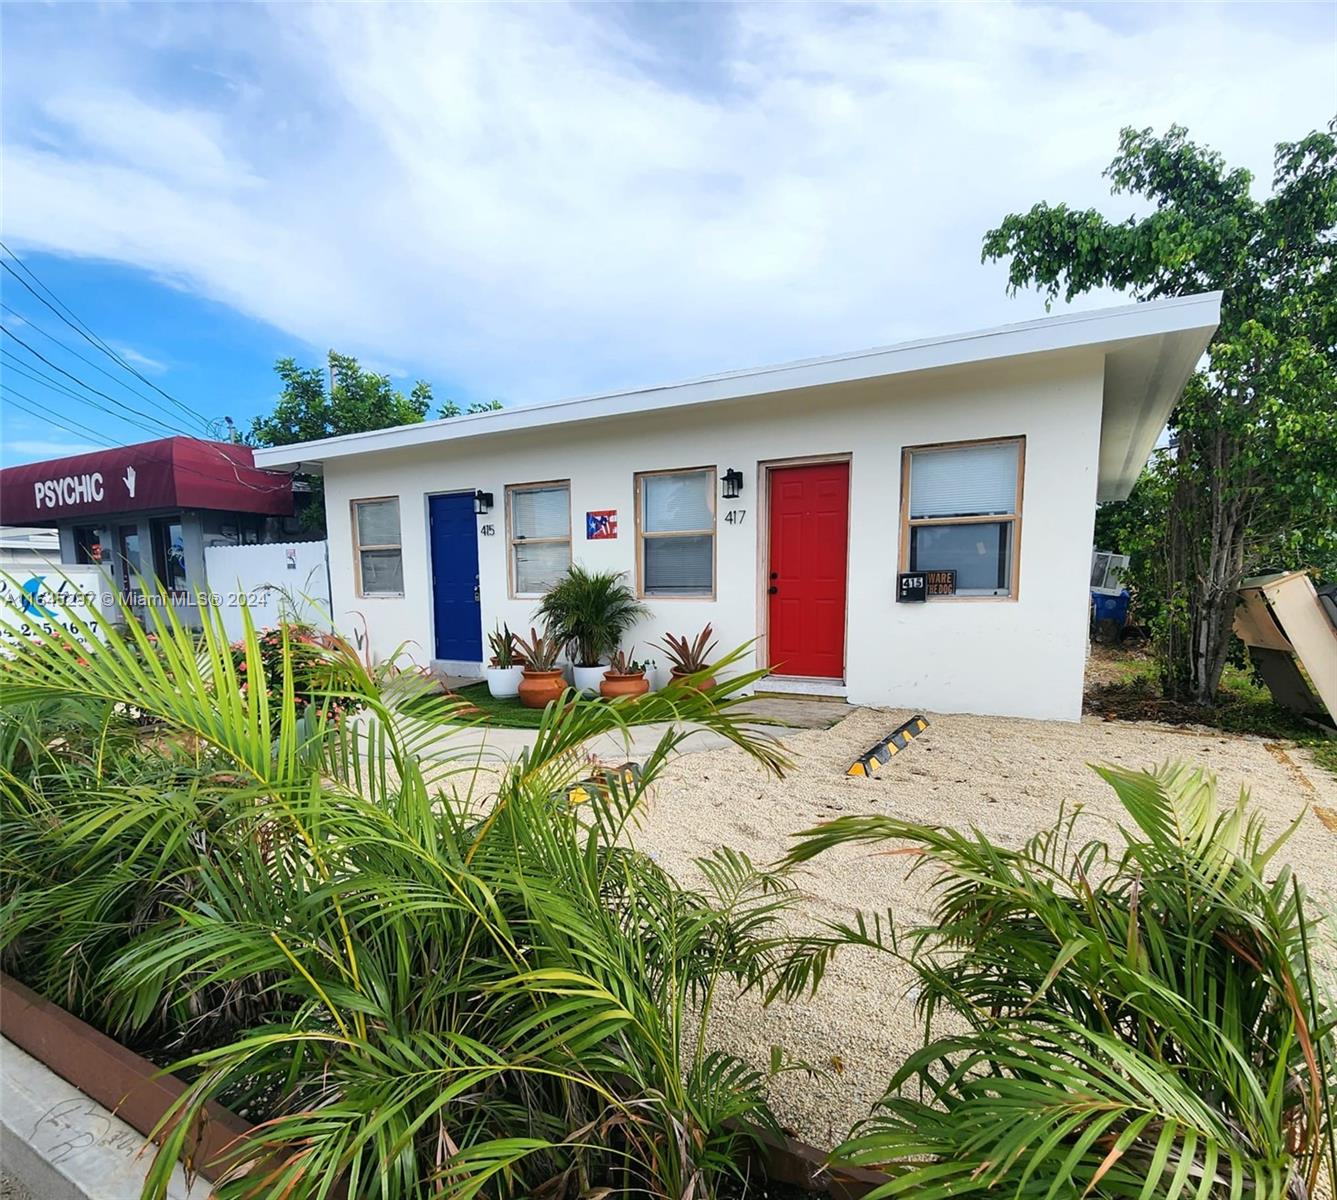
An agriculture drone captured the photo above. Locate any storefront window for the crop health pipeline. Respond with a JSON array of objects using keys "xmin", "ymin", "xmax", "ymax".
[
  {"xmin": 152, "ymin": 518, "xmax": 188, "ymax": 591},
  {"xmin": 117, "ymin": 527, "xmax": 142, "ymax": 592},
  {"xmin": 74, "ymin": 526, "xmax": 102, "ymax": 565}
]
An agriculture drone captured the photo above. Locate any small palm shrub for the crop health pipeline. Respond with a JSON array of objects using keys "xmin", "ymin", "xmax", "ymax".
[
  {"xmin": 779, "ymin": 763, "xmax": 1337, "ymax": 1199},
  {"xmin": 0, "ymin": 695, "xmax": 248, "ymax": 1041},
  {"xmin": 535, "ymin": 565, "xmax": 648, "ymax": 667},
  {"xmin": 1, "ymin": 586, "xmax": 799, "ymax": 1200}
]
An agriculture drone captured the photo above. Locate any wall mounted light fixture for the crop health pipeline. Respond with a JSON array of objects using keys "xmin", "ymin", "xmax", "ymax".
[
  {"xmin": 722, "ymin": 469, "xmax": 744, "ymax": 500},
  {"xmin": 474, "ymin": 490, "xmax": 494, "ymax": 515}
]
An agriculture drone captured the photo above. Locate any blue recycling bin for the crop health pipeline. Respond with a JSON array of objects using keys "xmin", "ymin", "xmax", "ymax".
[{"xmin": 1091, "ymin": 589, "xmax": 1131, "ymax": 628}]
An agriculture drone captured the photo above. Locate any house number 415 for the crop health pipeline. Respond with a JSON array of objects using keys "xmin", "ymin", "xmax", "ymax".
[{"xmin": 723, "ymin": 509, "xmax": 746, "ymax": 525}]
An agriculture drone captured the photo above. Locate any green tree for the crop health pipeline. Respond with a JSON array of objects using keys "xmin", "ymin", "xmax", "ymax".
[
  {"xmin": 250, "ymin": 352, "xmax": 435, "ymax": 447},
  {"xmin": 983, "ymin": 122, "xmax": 1337, "ymax": 703},
  {"xmin": 249, "ymin": 352, "xmax": 503, "ymax": 532},
  {"xmin": 438, "ymin": 397, "xmax": 503, "ymax": 417}
]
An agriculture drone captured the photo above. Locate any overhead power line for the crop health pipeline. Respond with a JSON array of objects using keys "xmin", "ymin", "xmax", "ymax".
[
  {"xmin": 1, "ymin": 386, "xmax": 291, "ymax": 503},
  {"xmin": 0, "ymin": 243, "xmax": 292, "ymax": 495},
  {"xmin": 0, "ymin": 242, "xmax": 210, "ymax": 433},
  {"xmin": 0, "ymin": 352, "xmax": 179, "ymax": 442},
  {"xmin": 0, "ymin": 301, "xmax": 198, "ymax": 428},
  {"xmin": 1, "ymin": 327, "xmax": 187, "ymax": 439},
  {"xmin": 1, "ymin": 386, "xmax": 123, "ymax": 451}
]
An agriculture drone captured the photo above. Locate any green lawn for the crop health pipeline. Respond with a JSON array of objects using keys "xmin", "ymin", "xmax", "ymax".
[{"xmin": 449, "ymin": 681, "xmax": 571, "ymax": 728}]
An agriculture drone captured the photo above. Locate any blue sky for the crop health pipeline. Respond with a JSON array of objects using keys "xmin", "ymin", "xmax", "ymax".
[{"xmin": 1, "ymin": 1, "xmax": 1333, "ymax": 466}]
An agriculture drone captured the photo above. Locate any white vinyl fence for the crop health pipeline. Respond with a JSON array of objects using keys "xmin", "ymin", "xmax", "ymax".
[{"xmin": 204, "ymin": 541, "xmax": 331, "ymax": 642}]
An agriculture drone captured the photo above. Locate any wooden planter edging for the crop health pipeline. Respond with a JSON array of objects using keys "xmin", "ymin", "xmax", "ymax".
[
  {"xmin": 0, "ymin": 971, "xmax": 249, "ymax": 1184},
  {"xmin": 738, "ymin": 1125, "xmax": 888, "ymax": 1199},
  {"xmin": 0, "ymin": 970, "xmax": 889, "ymax": 1198}
]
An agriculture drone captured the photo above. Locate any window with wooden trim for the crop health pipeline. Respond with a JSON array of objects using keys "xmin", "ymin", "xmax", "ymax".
[
  {"xmin": 508, "ymin": 481, "xmax": 571, "ymax": 596},
  {"xmin": 900, "ymin": 437, "xmax": 1024, "ymax": 598},
  {"xmin": 352, "ymin": 497, "xmax": 404, "ymax": 596},
  {"xmin": 636, "ymin": 468, "xmax": 715, "ymax": 597}
]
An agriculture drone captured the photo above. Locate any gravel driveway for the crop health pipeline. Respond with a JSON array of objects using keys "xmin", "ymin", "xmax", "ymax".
[{"xmin": 632, "ymin": 707, "xmax": 1337, "ymax": 1148}]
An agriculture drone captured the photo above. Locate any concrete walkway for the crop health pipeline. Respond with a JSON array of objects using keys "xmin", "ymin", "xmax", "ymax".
[
  {"xmin": 741, "ymin": 693, "xmax": 854, "ymax": 729},
  {"xmin": 0, "ymin": 1039, "xmax": 196, "ymax": 1200},
  {"xmin": 395, "ymin": 694, "xmax": 855, "ymax": 769},
  {"xmin": 425, "ymin": 693, "xmax": 854, "ymax": 765}
]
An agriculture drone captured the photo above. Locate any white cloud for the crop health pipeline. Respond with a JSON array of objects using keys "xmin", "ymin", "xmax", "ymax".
[
  {"xmin": 1, "ymin": 2, "xmax": 1332, "ymax": 403},
  {"xmin": 43, "ymin": 91, "xmax": 259, "ymax": 191},
  {"xmin": 112, "ymin": 344, "xmax": 168, "ymax": 373}
]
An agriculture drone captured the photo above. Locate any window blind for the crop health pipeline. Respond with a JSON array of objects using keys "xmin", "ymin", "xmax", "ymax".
[
  {"xmin": 511, "ymin": 486, "xmax": 569, "ymax": 539},
  {"xmin": 909, "ymin": 442, "xmax": 1018, "ymax": 519},
  {"xmin": 356, "ymin": 499, "xmax": 401, "ymax": 545},
  {"xmin": 643, "ymin": 471, "xmax": 712, "ymax": 532},
  {"xmin": 359, "ymin": 549, "xmax": 404, "ymax": 594},
  {"xmin": 644, "ymin": 535, "xmax": 713, "ymax": 595},
  {"xmin": 515, "ymin": 541, "xmax": 570, "ymax": 594}
]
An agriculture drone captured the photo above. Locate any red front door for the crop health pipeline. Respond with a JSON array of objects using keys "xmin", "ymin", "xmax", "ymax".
[{"xmin": 767, "ymin": 461, "xmax": 849, "ymax": 679}]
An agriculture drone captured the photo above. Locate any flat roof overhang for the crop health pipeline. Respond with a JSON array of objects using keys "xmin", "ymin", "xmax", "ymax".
[
  {"xmin": 253, "ymin": 292, "xmax": 1221, "ymax": 501},
  {"xmin": 0, "ymin": 437, "xmax": 294, "ymax": 527}
]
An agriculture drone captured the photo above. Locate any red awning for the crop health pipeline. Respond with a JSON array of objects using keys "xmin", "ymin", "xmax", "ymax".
[{"xmin": 0, "ymin": 438, "xmax": 294, "ymax": 526}]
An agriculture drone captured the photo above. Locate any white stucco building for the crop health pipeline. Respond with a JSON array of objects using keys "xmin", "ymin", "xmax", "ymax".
[{"xmin": 253, "ymin": 293, "xmax": 1220, "ymax": 720}]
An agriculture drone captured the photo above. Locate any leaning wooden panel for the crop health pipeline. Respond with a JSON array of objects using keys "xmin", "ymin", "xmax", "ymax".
[{"xmin": 1234, "ymin": 570, "xmax": 1337, "ymax": 722}]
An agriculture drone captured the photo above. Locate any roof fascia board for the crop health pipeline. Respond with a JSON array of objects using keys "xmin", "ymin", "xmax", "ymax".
[{"xmin": 253, "ymin": 291, "xmax": 1223, "ymax": 470}]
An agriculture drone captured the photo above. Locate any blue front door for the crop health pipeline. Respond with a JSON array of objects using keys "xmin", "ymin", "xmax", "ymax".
[{"xmin": 429, "ymin": 492, "xmax": 483, "ymax": 662}]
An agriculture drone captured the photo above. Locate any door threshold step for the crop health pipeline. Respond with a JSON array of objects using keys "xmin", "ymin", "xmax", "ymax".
[{"xmin": 758, "ymin": 677, "xmax": 849, "ymax": 699}]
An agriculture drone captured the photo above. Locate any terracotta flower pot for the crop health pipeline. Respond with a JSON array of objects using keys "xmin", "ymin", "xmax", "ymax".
[
  {"xmin": 600, "ymin": 671, "xmax": 650, "ymax": 700},
  {"xmin": 518, "ymin": 669, "xmax": 568, "ymax": 709},
  {"xmin": 669, "ymin": 668, "xmax": 716, "ymax": 690}
]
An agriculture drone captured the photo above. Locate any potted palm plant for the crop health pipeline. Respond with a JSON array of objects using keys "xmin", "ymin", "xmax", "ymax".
[
  {"xmin": 535, "ymin": 565, "xmax": 648, "ymax": 695},
  {"xmin": 484, "ymin": 623, "xmax": 524, "ymax": 699},
  {"xmin": 600, "ymin": 647, "xmax": 650, "ymax": 700},
  {"xmin": 659, "ymin": 624, "xmax": 719, "ymax": 690},
  {"xmin": 514, "ymin": 625, "xmax": 568, "ymax": 709}
]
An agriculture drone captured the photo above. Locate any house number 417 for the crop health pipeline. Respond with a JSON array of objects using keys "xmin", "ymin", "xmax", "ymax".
[{"xmin": 723, "ymin": 509, "xmax": 746, "ymax": 525}]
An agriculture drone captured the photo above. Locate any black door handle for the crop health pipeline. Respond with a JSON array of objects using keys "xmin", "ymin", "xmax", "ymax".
[
  {"xmin": 770, "ymin": 571, "xmax": 778, "ymax": 580},
  {"xmin": 768, "ymin": 585, "xmax": 778, "ymax": 595}
]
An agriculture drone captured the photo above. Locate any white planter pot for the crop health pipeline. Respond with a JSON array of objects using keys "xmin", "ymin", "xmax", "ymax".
[
  {"xmin": 485, "ymin": 665, "xmax": 524, "ymax": 699},
  {"xmin": 572, "ymin": 664, "xmax": 607, "ymax": 696}
]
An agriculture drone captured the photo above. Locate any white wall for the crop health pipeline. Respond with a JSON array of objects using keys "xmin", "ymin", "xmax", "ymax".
[
  {"xmin": 319, "ymin": 349, "xmax": 1106, "ymax": 720},
  {"xmin": 203, "ymin": 541, "xmax": 332, "ymax": 642}
]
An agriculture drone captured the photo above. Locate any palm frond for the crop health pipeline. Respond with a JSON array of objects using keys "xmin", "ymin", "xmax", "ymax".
[{"xmin": 781, "ymin": 762, "xmax": 1335, "ymax": 1198}]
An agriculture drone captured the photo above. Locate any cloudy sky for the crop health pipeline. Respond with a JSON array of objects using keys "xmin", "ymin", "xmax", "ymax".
[{"xmin": 1, "ymin": 1, "xmax": 1332, "ymax": 464}]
